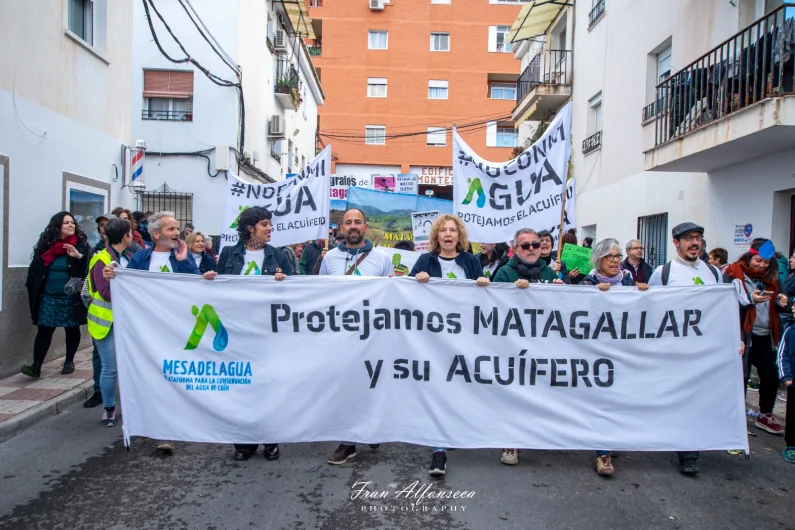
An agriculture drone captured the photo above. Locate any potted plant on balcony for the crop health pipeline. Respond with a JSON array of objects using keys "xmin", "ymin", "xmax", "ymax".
[{"xmin": 183, "ymin": 93, "xmax": 193, "ymax": 122}]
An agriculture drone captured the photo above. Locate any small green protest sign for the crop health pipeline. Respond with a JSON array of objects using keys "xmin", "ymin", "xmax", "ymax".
[{"xmin": 560, "ymin": 244, "xmax": 593, "ymax": 274}]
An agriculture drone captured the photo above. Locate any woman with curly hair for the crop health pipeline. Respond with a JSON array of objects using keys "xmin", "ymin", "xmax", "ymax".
[
  {"xmin": 408, "ymin": 214, "xmax": 490, "ymax": 477},
  {"xmin": 22, "ymin": 211, "xmax": 90, "ymax": 378}
]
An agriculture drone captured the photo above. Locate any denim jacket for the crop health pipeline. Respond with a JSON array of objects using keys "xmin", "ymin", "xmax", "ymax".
[{"xmin": 217, "ymin": 242, "xmax": 293, "ymax": 276}]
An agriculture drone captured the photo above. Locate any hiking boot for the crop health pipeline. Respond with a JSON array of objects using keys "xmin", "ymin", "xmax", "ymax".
[
  {"xmin": 678, "ymin": 458, "xmax": 699, "ymax": 475},
  {"xmin": 327, "ymin": 444, "xmax": 356, "ymax": 465},
  {"xmin": 263, "ymin": 444, "xmax": 280, "ymax": 461},
  {"xmin": 429, "ymin": 451, "xmax": 447, "ymax": 477},
  {"xmin": 233, "ymin": 448, "xmax": 255, "ymax": 461},
  {"xmin": 596, "ymin": 455, "xmax": 614, "ymax": 476},
  {"xmin": 782, "ymin": 447, "xmax": 795, "ymax": 464},
  {"xmin": 755, "ymin": 413, "xmax": 784, "ymax": 435},
  {"xmin": 500, "ymin": 449, "xmax": 518, "ymax": 465},
  {"xmin": 21, "ymin": 364, "xmax": 41, "ymax": 379},
  {"xmin": 84, "ymin": 391, "xmax": 103, "ymax": 408},
  {"xmin": 61, "ymin": 361, "xmax": 75, "ymax": 375},
  {"xmin": 101, "ymin": 407, "xmax": 116, "ymax": 427},
  {"xmin": 156, "ymin": 442, "xmax": 175, "ymax": 455}
]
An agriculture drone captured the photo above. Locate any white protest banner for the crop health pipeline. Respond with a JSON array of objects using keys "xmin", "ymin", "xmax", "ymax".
[
  {"xmin": 220, "ymin": 146, "xmax": 331, "ymax": 250},
  {"xmin": 411, "ymin": 210, "xmax": 439, "ymax": 252},
  {"xmin": 114, "ymin": 270, "xmax": 747, "ymax": 453},
  {"xmin": 454, "ymin": 103, "xmax": 575, "ymax": 244},
  {"xmin": 397, "ymin": 174, "xmax": 419, "ymax": 195}
]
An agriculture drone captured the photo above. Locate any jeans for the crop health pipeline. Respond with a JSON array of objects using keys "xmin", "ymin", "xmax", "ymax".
[
  {"xmin": 91, "ymin": 341, "xmax": 101, "ymax": 393},
  {"xmin": 95, "ymin": 326, "xmax": 117, "ymax": 409}
]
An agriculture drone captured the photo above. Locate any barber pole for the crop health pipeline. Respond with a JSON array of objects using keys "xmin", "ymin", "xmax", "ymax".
[{"xmin": 129, "ymin": 139, "xmax": 146, "ymax": 191}]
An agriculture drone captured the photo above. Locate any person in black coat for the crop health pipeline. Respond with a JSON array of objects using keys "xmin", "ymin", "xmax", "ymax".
[
  {"xmin": 407, "ymin": 214, "xmax": 490, "ymax": 478},
  {"xmin": 185, "ymin": 231, "xmax": 217, "ymax": 274},
  {"xmin": 22, "ymin": 211, "xmax": 90, "ymax": 378},
  {"xmin": 214, "ymin": 206, "xmax": 289, "ymax": 462}
]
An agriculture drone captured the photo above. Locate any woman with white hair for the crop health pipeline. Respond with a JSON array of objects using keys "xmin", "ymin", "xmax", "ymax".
[{"xmin": 580, "ymin": 238, "xmax": 648, "ymax": 476}]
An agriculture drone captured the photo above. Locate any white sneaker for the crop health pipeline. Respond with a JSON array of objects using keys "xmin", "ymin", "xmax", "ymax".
[{"xmin": 501, "ymin": 448, "xmax": 518, "ymax": 465}]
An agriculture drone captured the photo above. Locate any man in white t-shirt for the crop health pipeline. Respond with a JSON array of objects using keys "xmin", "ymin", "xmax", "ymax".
[
  {"xmin": 318, "ymin": 208, "xmax": 394, "ymax": 278},
  {"xmin": 648, "ymin": 221, "xmax": 732, "ymax": 475},
  {"xmin": 102, "ymin": 211, "xmax": 210, "ymax": 456},
  {"xmin": 320, "ymin": 208, "xmax": 392, "ymax": 466}
]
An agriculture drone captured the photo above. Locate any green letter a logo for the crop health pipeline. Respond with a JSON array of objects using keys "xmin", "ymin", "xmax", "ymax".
[
  {"xmin": 229, "ymin": 205, "xmax": 251, "ymax": 229},
  {"xmin": 185, "ymin": 304, "xmax": 229, "ymax": 352},
  {"xmin": 462, "ymin": 177, "xmax": 486, "ymax": 208}
]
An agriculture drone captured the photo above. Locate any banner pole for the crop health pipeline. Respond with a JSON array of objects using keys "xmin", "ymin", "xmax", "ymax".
[{"xmin": 555, "ymin": 178, "xmax": 569, "ymax": 264}]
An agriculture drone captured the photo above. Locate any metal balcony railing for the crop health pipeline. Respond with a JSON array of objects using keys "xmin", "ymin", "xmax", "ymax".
[
  {"xmin": 582, "ymin": 131, "xmax": 602, "ymax": 154},
  {"xmin": 308, "ymin": 46, "xmax": 322, "ymax": 56},
  {"xmin": 648, "ymin": 2, "xmax": 795, "ymax": 146},
  {"xmin": 142, "ymin": 110, "xmax": 192, "ymax": 121},
  {"xmin": 589, "ymin": 0, "xmax": 606, "ymax": 28},
  {"xmin": 516, "ymin": 49, "xmax": 571, "ymax": 103}
]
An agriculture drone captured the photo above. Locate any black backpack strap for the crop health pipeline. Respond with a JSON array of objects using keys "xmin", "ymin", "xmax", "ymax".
[{"xmin": 661, "ymin": 262, "xmax": 671, "ymax": 286}]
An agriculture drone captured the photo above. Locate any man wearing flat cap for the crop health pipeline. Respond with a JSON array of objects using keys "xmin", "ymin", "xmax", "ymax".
[{"xmin": 648, "ymin": 221, "xmax": 725, "ymax": 475}]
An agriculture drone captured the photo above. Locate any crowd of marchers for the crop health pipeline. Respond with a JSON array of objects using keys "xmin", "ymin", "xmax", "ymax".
[{"xmin": 19, "ymin": 206, "xmax": 795, "ymax": 476}]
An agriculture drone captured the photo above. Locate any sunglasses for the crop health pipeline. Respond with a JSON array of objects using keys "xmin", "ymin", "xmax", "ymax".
[{"xmin": 518, "ymin": 242, "xmax": 542, "ymax": 251}]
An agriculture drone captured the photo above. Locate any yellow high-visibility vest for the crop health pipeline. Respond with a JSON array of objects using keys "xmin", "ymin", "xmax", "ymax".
[{"xmin": 87, "ymin": 249, "xmax": 113, "ymax": 340}]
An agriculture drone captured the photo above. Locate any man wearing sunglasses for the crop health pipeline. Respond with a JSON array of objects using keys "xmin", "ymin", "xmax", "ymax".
[{"xmin": 493, "ymin": 227, "xmax": 563, "ymax": 465}]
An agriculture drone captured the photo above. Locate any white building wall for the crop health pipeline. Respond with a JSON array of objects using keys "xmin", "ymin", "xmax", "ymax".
[
  {"xmin": 132, "ymin": 0, "xmax": 240, "ymax": 235},
  {"xmin": 571, "ymin": 0, "xmax": 746, "ymax": 259},
  {"xmin": 1, "ymin": 0, "xmax": 133, "ymax": 265},
  {"xmin": 0, "ymin": 0, "xmax": 133, "ymax": 377},
  {"xmin": 707, "ymin": 149, "xmax": 795, "ymax": 262},
  {"xmin": 132, "ymin": 0, "xmax": 323, "ymax": 235}
]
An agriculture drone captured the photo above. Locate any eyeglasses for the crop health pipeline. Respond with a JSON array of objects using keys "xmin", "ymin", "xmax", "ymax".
[
  {"xmin": 630, "ymin": 247, "xmax": 644, "ymax": 251},
  {"xmin": 517, "ymin": 242, "xmax": 542, "ymax": 251},
  {"xmin": 604, "ymin": 254, "xmax": 623, "ymax": 262},
  {"xmin": 680, "ymin": 234, "xmax": 703, "ymax": 243}
]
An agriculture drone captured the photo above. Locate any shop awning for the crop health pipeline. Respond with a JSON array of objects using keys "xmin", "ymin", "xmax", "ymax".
[{"xmin": 507, "ymin": 0, "xmax": 571, "ymax": 43}]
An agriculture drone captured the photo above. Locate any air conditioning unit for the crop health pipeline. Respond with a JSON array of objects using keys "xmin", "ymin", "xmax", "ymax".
[
  {"xmin": 268, "ymin": 115, "xmax": 284, "ymax": 137},
  {"xmin": 370, "ymin": 0, "xmax": 384, "ymax": 11},
  {"xmin": 274, "ymin": 29, "xmax": 287, "ymax": 51}
]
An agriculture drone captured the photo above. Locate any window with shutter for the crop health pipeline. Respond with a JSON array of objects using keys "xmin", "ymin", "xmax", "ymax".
[{"xmin": 142, "ymin": 71, "xmax": 195, "ymax": 121}]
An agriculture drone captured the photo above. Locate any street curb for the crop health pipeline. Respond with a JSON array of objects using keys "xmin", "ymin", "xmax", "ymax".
[{"xmin": 0, "ymin": 381, "xmax": 94, "ymax": 443}]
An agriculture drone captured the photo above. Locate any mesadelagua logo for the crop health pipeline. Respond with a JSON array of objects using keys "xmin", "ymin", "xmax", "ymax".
[
  {"xmin": 229, "ymin": 205, "xmax": 251, "ymax": 229},
  {"xmin": 461, "ymin": 177, "xmax": 486, "ymax": 208},
  {"xmin": 162, "ymin": 304, "xmax": 252, "ymax": 392},
  {"xmin": 185, "ymin": 304, "xmax": 229, "ymax": 352}
]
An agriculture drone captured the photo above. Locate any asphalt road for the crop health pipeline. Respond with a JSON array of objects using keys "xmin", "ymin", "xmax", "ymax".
[{"xmin": 0, "ymin": 402, "xmax": 793, "ymax": 530}]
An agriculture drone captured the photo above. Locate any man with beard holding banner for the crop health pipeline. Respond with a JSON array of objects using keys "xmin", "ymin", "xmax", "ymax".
[
  {"xmin": 648, "ymin": 222, "xmax": 734, "ymax": 474},
  {"xmin": 320, "ymin": 208, "xmax": 393, "ymax": 465},
  {"xmin": 493, "ymin": 228, "xmax": 563, "ymax": 465},
  {"xmin": 409, "ymin": 214, "xmax": 490, "ymax": 477},
  {"xmin": 103, "ymin": 211, "xmax": 212, "ymax": 455}
]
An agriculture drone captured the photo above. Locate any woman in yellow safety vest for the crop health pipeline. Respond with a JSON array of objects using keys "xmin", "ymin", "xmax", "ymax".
[{"xmin": 87, "ymin": 218, "xmax": 134, "ymax": 427}]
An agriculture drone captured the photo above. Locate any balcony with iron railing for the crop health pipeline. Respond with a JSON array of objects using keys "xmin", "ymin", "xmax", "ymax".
[
  {"xmin": 644, "ymin": 2, "xmax": 795, "ymax": 172},
  {"xmin": 512, "ymin": 49, "xmax": 572, "ymax": 123},
  {"xmin": 275, "ymin": 60, "xmax": 301, "ymax": 110}
]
